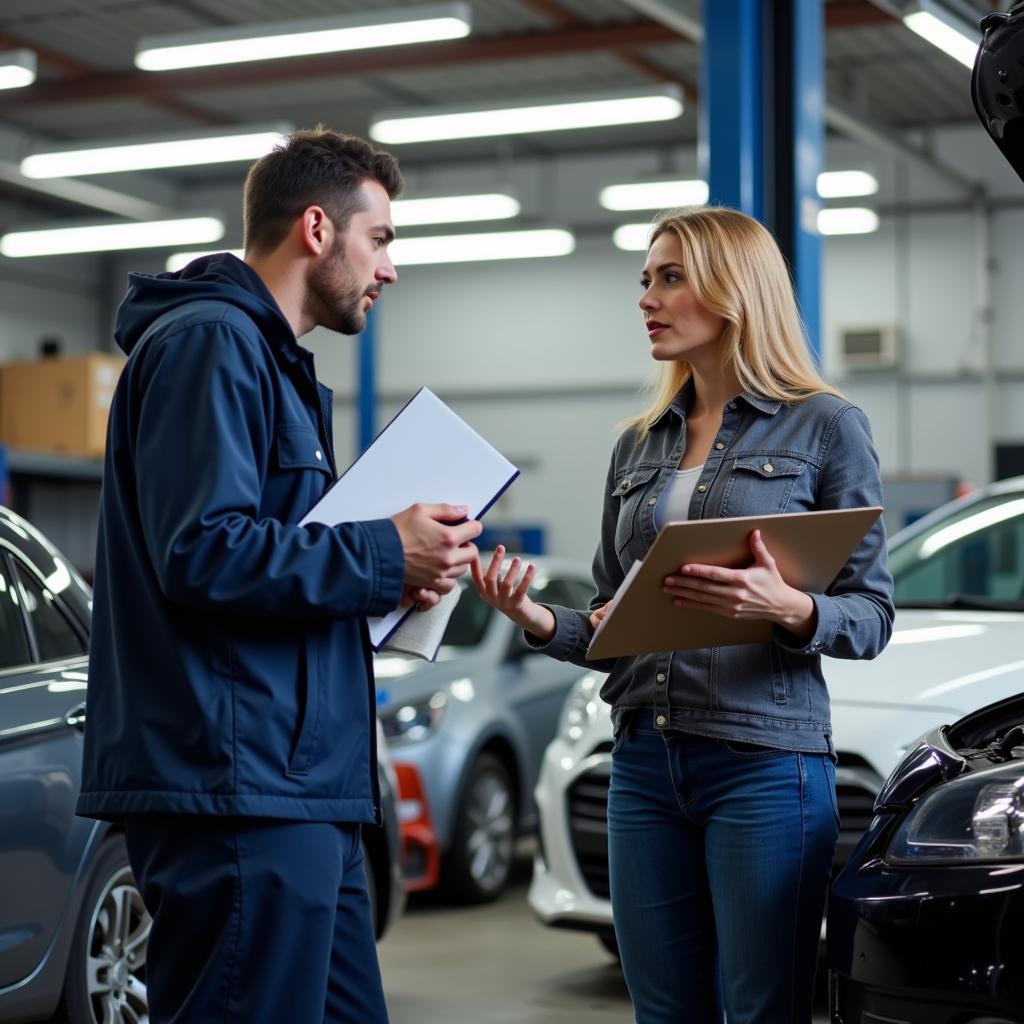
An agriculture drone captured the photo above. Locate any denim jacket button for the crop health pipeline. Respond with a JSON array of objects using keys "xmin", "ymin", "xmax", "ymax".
[
  {"xmin": 763, "ymin": 462, "xmax": 774, "ymax": 473},
  {"xmin": 697, "ymin": 484, "xmax": 707, "ymax": 493},
  {"xmin": 655, "ymin": 715, "xmax": 667, "ymax": 727},
  {"xmin": 647, "ymin": 497, "xmax": 658, "ymax": 506},
  {"xmin": 715, "ymin": 442, "xmax": 724, "ymax": 450},
  {"xmin": 656, "ymin": 673, "xmax": 666, "ymax": 683}
]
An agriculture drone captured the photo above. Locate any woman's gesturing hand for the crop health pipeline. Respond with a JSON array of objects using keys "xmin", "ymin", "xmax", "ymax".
[
  {"xmin": 470, "ymin": 546, "xmax": 556, "ymax": 643},
  {"xmin": 661, "ymin": 530, "xmax": 817, "ymax": 640}
]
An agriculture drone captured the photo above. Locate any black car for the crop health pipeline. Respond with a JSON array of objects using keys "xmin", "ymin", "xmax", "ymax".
[
  {"xmin": 826, "ymin": 10, "xmax": 1024, "ymax": 1022},
  {"xmin": 0, "ymin": 505, "xmax": 403, "ymax": 1024},
  {"xmin": 828, "ymin": 693, "xmax": 1024, "ymax": 1023}
]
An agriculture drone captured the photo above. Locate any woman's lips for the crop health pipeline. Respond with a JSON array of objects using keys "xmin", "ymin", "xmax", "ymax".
[{"xmin": 646, "ymin": 320, "xmax": 669, "ymax": 336}]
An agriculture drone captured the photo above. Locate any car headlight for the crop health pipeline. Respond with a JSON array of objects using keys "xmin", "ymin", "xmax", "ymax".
[
  {"xmin": 557, "ymin": 672, "xmax": 602, "ymax": 746},
  {"xmin": 380, "ymin": 691, "xmax": 447, "ymax": 744},
  {"xmin": 886, "ymin": 761, "xmax": 1024, "ymax": 863}
]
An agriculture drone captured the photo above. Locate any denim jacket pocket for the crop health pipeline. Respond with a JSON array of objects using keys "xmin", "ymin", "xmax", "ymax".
[
  {"xmin": 611, "ymin": 465, "xmax": 659, "ymax": 556},
  {"xmin": 720, "ymin": 454, "xmax": 808, "ymax": 516}
]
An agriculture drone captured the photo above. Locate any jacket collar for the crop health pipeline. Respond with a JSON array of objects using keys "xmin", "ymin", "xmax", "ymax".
[{"xmin": 652, "ymin": 378, "xmax": 784, "ymax": 427}]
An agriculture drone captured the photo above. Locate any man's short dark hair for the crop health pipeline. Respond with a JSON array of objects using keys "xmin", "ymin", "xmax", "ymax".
[{"xmin": 243, "ymin": 127, "xmax": 403, "ymax": 254}]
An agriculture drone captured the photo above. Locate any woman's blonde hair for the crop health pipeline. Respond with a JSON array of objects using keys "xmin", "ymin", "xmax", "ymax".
[{"xmin": 624, "ymin": 206, "xmax": 842, "ymax": 438}]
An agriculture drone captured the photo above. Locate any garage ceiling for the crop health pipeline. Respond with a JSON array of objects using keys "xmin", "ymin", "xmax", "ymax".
[{"xmin": 0, "ymin": 0, "xmax": 995, "ymax": 218}]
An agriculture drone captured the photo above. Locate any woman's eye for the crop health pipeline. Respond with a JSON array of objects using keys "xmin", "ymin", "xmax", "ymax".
[
  {"xmin": 639, "ymin": 278, "xmax": 650, "ymax": 290},
  {"xmin": 665, "ymin": 272, "xmax": 681, "ymax": 283}
]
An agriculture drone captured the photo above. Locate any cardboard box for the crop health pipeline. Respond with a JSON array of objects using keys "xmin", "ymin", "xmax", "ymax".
[{"xmin": 0, "ymin": 354, "xmax": 124, "ymax": 459}]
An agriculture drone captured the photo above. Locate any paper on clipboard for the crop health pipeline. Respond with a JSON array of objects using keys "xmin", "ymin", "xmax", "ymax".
[
  {"xmin": 300, "ymin": 387, "xmax": 519, "ymax": 649},
  {"xmin": 586, "ymin": 506, "xmax": 882, "ymax": 660}
]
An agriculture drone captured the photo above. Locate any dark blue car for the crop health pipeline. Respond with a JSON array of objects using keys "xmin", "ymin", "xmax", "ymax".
[{"xmin": 0, "ymin": 506, "xmax": 403, "ymax": 1024}]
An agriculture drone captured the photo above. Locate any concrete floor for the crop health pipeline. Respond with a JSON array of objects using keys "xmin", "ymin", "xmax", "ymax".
[{"xmin": 379, "ymin": 854, "xmax": 831, "ymax": 1024}]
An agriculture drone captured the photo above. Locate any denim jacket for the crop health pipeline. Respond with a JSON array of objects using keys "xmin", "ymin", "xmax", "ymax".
[{"xmin": 530, "ymin": 380, "xmax": 894, "ymax": 754}]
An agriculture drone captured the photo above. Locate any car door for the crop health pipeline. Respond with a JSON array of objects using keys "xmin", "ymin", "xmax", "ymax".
[
  {"xmin": 0, "ymin": 552, "xmax": 93, "ymax": 991},
  {"xmin": 502, "ymin": 575, "xmax": 596, "ymax": 795}
]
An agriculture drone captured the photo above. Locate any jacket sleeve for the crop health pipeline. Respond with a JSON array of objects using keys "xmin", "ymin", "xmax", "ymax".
[
  {"xmin": 524, "ymin": 440, "xmax": 629, "ymax": 673},
  {"xmin": 132, "ymin": 320, "xmax": 405, "ymax": 619},
  {"xmin": 773, "ymin": 404, "xmax": 895, "ymax": 660}
]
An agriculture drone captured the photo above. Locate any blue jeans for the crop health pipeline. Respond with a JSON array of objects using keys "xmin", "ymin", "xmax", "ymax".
[
  {"xmin": 124, "ymin": 816, "xmax": 388, "ymax": 1023},
  {"xmin": 607, "ymin": 711, "xmax": 839, "ymax": 1024}
]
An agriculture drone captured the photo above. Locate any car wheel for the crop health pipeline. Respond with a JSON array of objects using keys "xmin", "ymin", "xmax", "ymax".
[
  {"xmin": 444, "ymin": 752, "xmax": 516, "ymax": 904},
  {"xmin": 59, "ymin": 833, "xmax": 151, "ymax": 1024}
]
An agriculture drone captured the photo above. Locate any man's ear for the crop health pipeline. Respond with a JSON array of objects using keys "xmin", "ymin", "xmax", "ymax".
[{"xmin": 299, "ymin": 205, "xmax": 332, "ymax": 256}]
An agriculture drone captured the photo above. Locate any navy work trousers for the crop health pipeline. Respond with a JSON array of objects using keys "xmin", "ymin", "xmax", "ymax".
[
  {"xmin": 607, "ymin": 711, "xmax": 839, "ymax": 1024},
  {"xmin": 123, "ymin": 815, "xmax": 388, "ymax": 1024}
]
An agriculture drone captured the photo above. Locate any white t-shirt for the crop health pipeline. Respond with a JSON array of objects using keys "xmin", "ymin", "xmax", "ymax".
[{"xmin": 653, "ymin": 464, "xmax": 704, "ymax": 531}]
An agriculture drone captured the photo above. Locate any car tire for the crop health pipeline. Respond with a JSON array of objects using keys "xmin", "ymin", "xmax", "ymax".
[
  {"xmin": 443, "ymin": 752, "xmax": 516, "ymax": 904},
  {"xmin": 58, "ymin": 833, "xmax": 151, "ymax": 1024}
]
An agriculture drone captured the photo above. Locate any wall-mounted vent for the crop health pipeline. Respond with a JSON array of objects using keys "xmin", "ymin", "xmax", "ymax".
[{"xmin": 838, "ymin": 325, "xmax": 900, "ymax": 370}]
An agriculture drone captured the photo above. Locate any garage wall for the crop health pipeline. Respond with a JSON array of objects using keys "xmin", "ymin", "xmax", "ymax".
[{"xmin": 4, "ymin": 123, "xmax": 1024, "ymax": 563}]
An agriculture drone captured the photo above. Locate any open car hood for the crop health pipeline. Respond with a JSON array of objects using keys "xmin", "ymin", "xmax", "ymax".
[{"xmin": 973, "ymin": 2, "xmax": 1024, "ymax": 184}]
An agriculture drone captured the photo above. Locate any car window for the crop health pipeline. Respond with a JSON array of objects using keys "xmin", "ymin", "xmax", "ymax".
[
  {"xmin": 441, "ymin": 584, "xmax": 494, "ymax": 648},
  {"xmin": 889, "ymin": 493, "xmax": 1024, "ymax": 608},
  {"xmin": 531, "ymin": 577, "xmax": 579, "ymax": 609},
  {"xmin": 14, "ymin": 562, "xmax": 88, "ymax": 661},
  {"xmin": 0, "ymin": 559, "xmax": 31, "ymax": 669}
]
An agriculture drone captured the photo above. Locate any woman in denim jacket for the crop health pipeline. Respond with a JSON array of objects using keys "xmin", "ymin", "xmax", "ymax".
[{"xmin": 473, "ymin": 206, "xmax": 894, "ymax": 1024}]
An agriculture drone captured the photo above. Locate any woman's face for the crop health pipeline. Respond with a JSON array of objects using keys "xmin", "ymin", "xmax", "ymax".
[{"xmin": 639, "ymin": 230, "xmax": 726, "ymax": 364}]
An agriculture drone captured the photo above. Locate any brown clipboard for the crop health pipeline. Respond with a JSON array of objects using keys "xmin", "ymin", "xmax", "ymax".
[{"xmin": 585, "ymin": 506, "xmax": 883, "ymax": 660}]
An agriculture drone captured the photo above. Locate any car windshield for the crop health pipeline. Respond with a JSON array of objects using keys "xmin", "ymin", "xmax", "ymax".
[
  {"xmin": 440, "ymin": 585, "xmax": 494, "ymax": 648},
  {"xmin": 889, "ymin": 492, "xmax": 1024, "ymax": 610}
]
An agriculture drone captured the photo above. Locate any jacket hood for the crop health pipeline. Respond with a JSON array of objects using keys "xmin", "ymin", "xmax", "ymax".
[{"xmin": 113, "ymin": 252, "xmax": 293, "ymax": 356}]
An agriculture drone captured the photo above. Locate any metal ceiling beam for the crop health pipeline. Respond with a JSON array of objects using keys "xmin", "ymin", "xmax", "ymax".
[
  {"xmin": 0, "ymin": 30, "xmax": 229, "ymax": 126},
  {"xmin": 2, "ymin": 21, "xmax": 682, "ymax": 109}
]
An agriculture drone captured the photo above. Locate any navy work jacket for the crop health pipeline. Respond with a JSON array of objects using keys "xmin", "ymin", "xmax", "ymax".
[
  {"xmin": 530, "ymin": 380, "xmax": 895, "ymax": 755},
  {"xmin": 77, "ymin": 254, "xmax": 405, "ymax": 823}
]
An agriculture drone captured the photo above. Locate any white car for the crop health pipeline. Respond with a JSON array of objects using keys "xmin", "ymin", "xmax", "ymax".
[{"xmin": 528, "ymin": 474, "xmax": 1024, "ymax": 952}]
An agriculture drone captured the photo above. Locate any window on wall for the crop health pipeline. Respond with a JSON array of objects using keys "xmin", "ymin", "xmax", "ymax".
[
  {"xmin": 0, "ymin": 560, "xmax": 31, "ymax": 670},
  {"xmin": 13, "ymin": 563, "xmax": 87, "ymax": 661}
]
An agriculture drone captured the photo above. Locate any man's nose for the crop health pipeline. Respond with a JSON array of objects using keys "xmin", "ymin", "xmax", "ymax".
[{"xmin": 377, "ymin": 258, "xmax": 397, "ymax": 284}]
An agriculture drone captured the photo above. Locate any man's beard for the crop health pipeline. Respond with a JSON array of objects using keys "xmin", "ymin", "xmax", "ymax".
[{"xmin": 307, "ymin": 236, "xmax": 373, "ymax": 335}]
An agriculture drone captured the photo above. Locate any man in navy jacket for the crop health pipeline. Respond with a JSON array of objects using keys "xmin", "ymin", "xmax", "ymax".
[{"xmin": 77, "ymin": 129, "xmax": 481, "ymax": 1023}]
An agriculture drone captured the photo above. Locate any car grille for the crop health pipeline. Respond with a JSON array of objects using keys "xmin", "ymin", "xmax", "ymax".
[
  {"xmin": 566, "ymin": 760, "xmax": 611, "ymax": 899},
  {"xmin": 566, "ymin": 750, "xmax": 883, "ymax": 900}
]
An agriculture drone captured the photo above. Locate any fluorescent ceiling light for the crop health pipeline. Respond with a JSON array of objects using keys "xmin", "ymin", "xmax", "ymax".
[
  {"xmin": 1, "ymin": 216, "xmax": 225, "ymax": 257},
  {"xmin": 20, "ymin": 124, "xmax": 291, "ymax": 179},
  {"xmin": 603, "ymin": 171, "xmax": 877, "ymax": 211},
  {"xmin": 370, "ymin": 86, "xmax": 683, "ymax": 144},
  {"xmin": 816, "ymin": 170, "xmax": 878, "ymax": 198},
  {"xmin": 903, "ymin": 1, "xmax": 979, "ymax": 69},
  {"xmin": 612, "ymin": 223, "xmax": 654, "ymax": 251},
  {"xmin": 390, "ymin": 228, "xmax": 574, "ymax": 265},
  {"xmin": 0, "ymin": 49, "xmax": 36, "ymax": 90},
  {"xmin": 166, "ymin": 249, "xmax": 244, "ymax": 273},
  {"xmin": 136, "ymin": 4, "xmax": 471, "ymax": 71},
  {"xmin": 392, "ymin": 193, "xmax": 520, "ymax": 225},
  {"xmin": 600, "ymin": 179, "xmax": 708, "ymax": 211},
  {"xmin": 816, "ymin": 208, "xmax": 879, "ymax": 235}
]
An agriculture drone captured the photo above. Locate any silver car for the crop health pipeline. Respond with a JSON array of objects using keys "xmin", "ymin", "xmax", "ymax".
[
  {"xmin": 0, "ymin": 505, "xmax": 404, "ymax": 1024},
  {"xmin": 375, "ymin": 556, "xmax": 594, "ymax": 903}
]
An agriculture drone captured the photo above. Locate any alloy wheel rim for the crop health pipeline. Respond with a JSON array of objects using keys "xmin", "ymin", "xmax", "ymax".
[
  {"xmin": 86, "ymin": 865, "xmax": 151, "ymax": 1024},
  {"xmin": 465, "ymin": 770, "xmax": 514, "ymax": 891}
]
